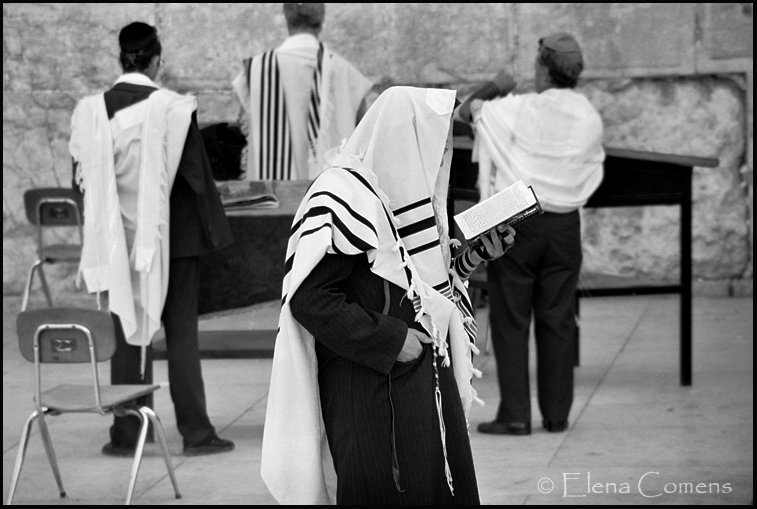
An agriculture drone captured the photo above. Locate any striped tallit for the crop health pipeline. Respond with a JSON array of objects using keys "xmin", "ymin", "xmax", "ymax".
[
  {"xmin": 249, "ymin": 50, "xmax": 293, "ymax": 180},
  {"xmin": 233, "ymin": 36, "xmax": 373, "ymax": 181},
  {"xmin": 261, "ymin": 86, "xmax": 482, "ymax": 505},
  {"xmin": 306, "ymin": 43, "xmax": 324, "ymax": 164}
]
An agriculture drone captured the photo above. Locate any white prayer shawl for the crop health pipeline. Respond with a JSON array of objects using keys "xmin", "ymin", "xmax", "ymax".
[
  {"xmin": 261, "ymin": 87, "xmax": 481, "ymax": 505},
  {"xmin": 474, "ymin": 88, "xmax": 605, "ymax": 212},
  {"xmin": 69, "ymin": 76, "xmax": 196, "ymax": 349},
  {"xmin": 232, "ymin": 36, "xmax": 373, "ymax": 180}
]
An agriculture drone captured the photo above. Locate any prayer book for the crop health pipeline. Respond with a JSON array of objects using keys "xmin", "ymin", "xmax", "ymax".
[
  {"xmin": 216, "ymin": 180, "xmax": 280, "ymax": 210},
  {"xmin": 454, "ymin": 180, "xmax": 542, "ymax": 248}
]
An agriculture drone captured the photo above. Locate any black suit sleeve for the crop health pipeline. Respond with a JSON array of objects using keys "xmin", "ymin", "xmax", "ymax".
[
  {"xmin": 290, "ymin": 254, "xmax": 408, "ymax": 375},
  {"xmin": 169, "ymin": 112, "xmax": 234, "ymax": 258}
]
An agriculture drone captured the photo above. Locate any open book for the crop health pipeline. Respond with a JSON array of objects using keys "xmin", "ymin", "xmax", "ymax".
[
  {"xmin": 216, "ymin": 180, "xmax": 279, "ymax": 210},
  {"xmin": 454, "ymin": 180, "xmax": 543, "ymax": 248}
]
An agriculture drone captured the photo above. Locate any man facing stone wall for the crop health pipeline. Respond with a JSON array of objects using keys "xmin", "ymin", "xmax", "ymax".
[{"xmin": 2, "ymin": 3, "xmax": 752, "ymax": 297}]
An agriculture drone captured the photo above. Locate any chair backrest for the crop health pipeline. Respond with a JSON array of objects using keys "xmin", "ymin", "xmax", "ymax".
[
  {"xmin": 23, "ymin": 188, "xmax": 84, "ymax": 260},
  {"xmin": 17, "ymin": 308, "xmax": 116, "ymax": 364},
  {"xmin": 23, "ymin": 188, "xmax": 84, "ymax": 227}
]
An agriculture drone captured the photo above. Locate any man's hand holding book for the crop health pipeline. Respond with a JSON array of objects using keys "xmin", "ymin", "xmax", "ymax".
[{"xmin": 469, "ymin": 224, "xmax": 516, "ymax": 264}]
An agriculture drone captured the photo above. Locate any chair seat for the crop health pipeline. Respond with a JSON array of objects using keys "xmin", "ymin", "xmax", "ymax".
[
  {"xmin": 41, "ymin": 244, "xmax": 82, "ymax": 263},
  {"xmin": 38, "ymin": 384, "xmax": 160, "ymax": 412}
]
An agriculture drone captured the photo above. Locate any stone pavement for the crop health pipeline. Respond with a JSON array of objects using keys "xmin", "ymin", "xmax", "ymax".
[{"xmin": 2, "ymin": 292, "xmax": 753, "ymax": 505}]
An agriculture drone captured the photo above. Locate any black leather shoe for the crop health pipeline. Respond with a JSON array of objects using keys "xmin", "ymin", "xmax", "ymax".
[
  {"xmin": 543, "ymin": 420, "xmax": 568, "ymax": 432},
  {"xmin": 101, "ymin": 442, "xmax": 136, "ymax": 458},
  {"xmin": 184, "ymin": 435, "xmax": 235, "ymax": 456},
  {"xmin": 477, "ymin": 421, "xmax": 531, "ymax": 435}
]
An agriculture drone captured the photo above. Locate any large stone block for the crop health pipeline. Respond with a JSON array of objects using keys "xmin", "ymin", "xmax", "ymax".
[
  {"xmin": 514, "ymin": 3, "xmax": 696, "ymax": 79},
  {"xmin": 159, "ymin": 3, "xmax": 282, "ymax": 93},
  {"xmin": 359, "ymin": 3, "xmax": 513, "ymax": 84},
  {"xmin": 705, "ymin": 3, "xmax": 753, "ymax": 61},
  {"xmin": 579, "ymin": 77, "xmax": 749, "ymax": 280},
  {"xmin": 3, "ymin": 92, "xmax": 81, "ymax": 234},
  {"xmin": 195, "ymin": 92, "xmax": 242, "ymax": 126},
  {"xmin": 3, "ymin": 3, "xmax": 156, "ymax": 93},
  {"xmin": 3, "ymin": 229, "xmax": 81, "ymax": 296}
]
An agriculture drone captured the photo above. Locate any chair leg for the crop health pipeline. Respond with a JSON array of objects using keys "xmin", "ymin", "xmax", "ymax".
[
  {"xmin": 20, "ymin": 260, "xmax": 53, "ymax": 312},
  {"xmin": 37, "ymin": 262, "xmax": 54, "ymax": 307},
  {"xmin": 142, "ymin": 407, "xmax": 182, "ymax": 499},
  {"xmin": 21, "ymin": 261, "xmax": 41, "ymax": 312},
  {"xmin": 7, "ymin": 411, "xmax": 42, "ymax": 505},
  {"xmin": 37, "ymin": 411, "xmax": 66, "ymax": 499},
  {"xmin": 124, "ymin": 408, "xmax": 149, "ymax": 505}
]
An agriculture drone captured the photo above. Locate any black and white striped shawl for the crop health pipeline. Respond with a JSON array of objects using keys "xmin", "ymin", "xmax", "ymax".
[
  {"xmin": 262, "ymin": 87, "xmax": 481, "ymax": 505},
  {"xmin": 247, "ymin": 50, "xmax": 293, "ymax": 180}
]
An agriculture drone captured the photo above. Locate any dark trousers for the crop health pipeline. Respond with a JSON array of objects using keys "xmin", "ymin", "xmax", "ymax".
[
  {"xmin": 487, "ymin": 211, "xmax": 581, "ymax": 424},
  {"xmin": 110, "ymin": 256, "xmax": 215, "ymax": 448}
]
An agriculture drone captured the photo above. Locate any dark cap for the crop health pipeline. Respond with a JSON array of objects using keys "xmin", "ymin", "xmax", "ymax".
[
  {"xmin": 539, "ymin": 32, "xmax": 582, "ymax": 54},
  {"xmin": 283, "ymin": 3, "xmax": 325, "ymax": 25},
  {"xmin": 119, "ymin": 22, "xmax": 159, "ymax": 53}
]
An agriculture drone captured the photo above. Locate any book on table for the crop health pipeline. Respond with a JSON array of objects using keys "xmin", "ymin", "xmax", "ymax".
[
  {"xmin": 216, "ymin": 180, "xmax": 280, "ymax": 210},
  {"xmin": 454, "ymin": 180, "xmax": 543, "ymax": 249}
]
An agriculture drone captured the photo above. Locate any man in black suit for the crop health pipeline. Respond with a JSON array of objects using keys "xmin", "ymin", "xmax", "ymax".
[{"xmin": 70, "ymin": 22, "xmax": 234, "ymax": 457}]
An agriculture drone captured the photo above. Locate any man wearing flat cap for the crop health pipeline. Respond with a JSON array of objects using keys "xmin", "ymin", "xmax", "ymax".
[
  {"xmin": 457, "ymin": 32, "xmax": 605, "ymax": 437},
  {"xmin": 232, "ymin": 3, "xmax": 374, "ymax": 181},
  {"xmin": 69, "ymin": 21, "xmax": 235, "ymax": 457}
]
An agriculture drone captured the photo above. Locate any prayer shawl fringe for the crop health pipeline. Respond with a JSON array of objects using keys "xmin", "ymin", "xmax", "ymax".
[{"xmin": 70, "ymin": 87, "xmax": 195, "ymax": 352}]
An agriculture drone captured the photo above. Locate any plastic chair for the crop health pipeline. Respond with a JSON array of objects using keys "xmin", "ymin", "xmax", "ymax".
[
  {"xmin": 7, "ymin": 308, "xmax": 181, "ymax": 505},
  {"xmin": 21, "ymin": 188, "xmax": 84, "ymax": 312}
]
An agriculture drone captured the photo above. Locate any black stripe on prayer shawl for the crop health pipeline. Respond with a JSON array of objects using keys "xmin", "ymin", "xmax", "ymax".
[
  {"xmin": 433, "ymin": 282, "xmax": 450, "ymax": 293},
  {"xmin": 272, "ymin": 58, "xmax": 282, "ymax": 179},
  {"xmin": 258, "ymin": 50, "xmax": 292, "ymax": 180},
  {"xmin": 340, "ymin": 169, "xmax": 400, "ymax": 241},
  {"xmin": 407, "ymin": 239, "xmax": 440, "ymax": 257},
  {"xmin": 331, "ymin": 242, "xmax": 347, "ymax": 256},
  {"xmin": 340, "ymin": 168, "xmax": 416, "ymax": 284},
  {"xmin": 289, "ymin": 195, "xmax": 377, "ymax": 243},
  {"xmin": 434, "ymin": 281, "xmax": 454, "ymax": 298},
  {"xmin": 393, "ymin": 197, "xmax": 432, "ymax": 217},
  {"xmin": 397, "ymin": 216, "xmax": 437, "ymax": 239},
  {"xmin": 307, "ymin": 43, "xmax": 323, "ymax": 161},
  {"xmin": 296, "ymin": 206, "xmax": 376, "ymax": 253},
  {"xmin": 284, "ymin": 223, "xmax": 334, "ymax": 276},
  {"xmin": 308, "ymin": 191, "xmax": 377, "ymax": 237},
  {"xmin": 244, "ymin": 57, "xmax": 253, "ymax": 90},
  {"xmin": 258, "ymin": 52, "xmax": 269, "ymax": 179}
]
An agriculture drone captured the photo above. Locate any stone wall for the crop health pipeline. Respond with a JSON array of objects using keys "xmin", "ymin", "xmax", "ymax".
[{"xmin": 3, "ymin": 3, "xmax": 753, "ymax": 297}]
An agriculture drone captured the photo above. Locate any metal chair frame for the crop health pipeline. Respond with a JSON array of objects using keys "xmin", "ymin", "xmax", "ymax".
[
  {"xmin": 21, "ymin": 193, "xmax": 84, "ymax": 312},
  {"xmin": 7, "ymin": 318, "xmax": 182, "ymax": 505}
]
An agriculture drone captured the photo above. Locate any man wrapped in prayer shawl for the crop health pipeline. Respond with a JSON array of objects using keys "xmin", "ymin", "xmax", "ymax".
[
  {"xmin": 458, "ymin": 33, "xmax": 605, "ymax": 437},
  {"xmin": 69, "ymin": 22, "xmax": 235, "ymax": 457},
  {"xmin": 261, "ymin": 86, "xmax": 515, "ymax": 505},
  {"xmin": 232, "ymin": 3, "xmax": 374, "ymax": 181}
]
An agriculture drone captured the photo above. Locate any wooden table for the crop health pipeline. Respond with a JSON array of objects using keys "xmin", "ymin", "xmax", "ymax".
[
  {"xmin": 575, "ymin": 148, "xmax": 718, "ymax": 386},
  {"xmin": 197, "ymin": 180, "xmax": 309, "ymax": 315},
  {"xmin": 448, "ymin": 139, "xmax": 719, "ymax": 386},
  {"xmin": 154, "ymin": 180, "xmax": 310, "ymax": 359}
]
